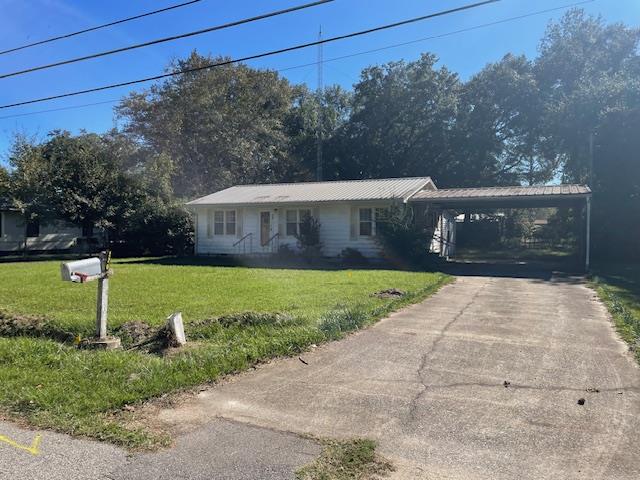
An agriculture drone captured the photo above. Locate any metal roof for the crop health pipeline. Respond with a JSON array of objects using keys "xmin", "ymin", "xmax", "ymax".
[
  {"xmin": 187, "ymin": 177, "xmax": 434, "ymax": 206},
  {"xmin": 410, "ymin": 184, "xmax": 591, "ymax": 202}
]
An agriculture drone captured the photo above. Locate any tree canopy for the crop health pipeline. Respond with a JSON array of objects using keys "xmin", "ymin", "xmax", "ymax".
[{"xmin": 3, "ymin": 9, "xmax": 638, "ymax": 259}]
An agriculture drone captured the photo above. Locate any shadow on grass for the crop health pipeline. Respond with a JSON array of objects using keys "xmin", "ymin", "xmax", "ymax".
[{"xmin": 115, "ymin": 255, "xmax": 445, "ymax": 273}]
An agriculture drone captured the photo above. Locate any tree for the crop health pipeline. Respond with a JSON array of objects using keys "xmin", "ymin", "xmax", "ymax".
[
  {"xmin": 535, "ymin": 9, "xmax": 640, "ymax": 259},
  {"xmin": 332, "ymin": 54, "xmax": 460, "ymax": 182},
  {"xmin": 285, "ymin": 85, "xmax": 352, "ymax": 180},
  {"xmin": 10, "ymin": 130, "xmax": 138, "ymax": 235},
  {"xmin": 456, "ymin": 54, "xmax": 558, "ymax": 186},
  {"xmin": 0, "ymin": 165, "xmax": 10, "ymax": 204},
  {"xmin": 117, "ymin": 52, "xmax": 300, "ymax": 197}
]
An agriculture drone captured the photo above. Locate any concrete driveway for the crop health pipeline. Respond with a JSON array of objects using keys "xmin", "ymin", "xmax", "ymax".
[
  {"xmin": 159, "ymin": 270, "xmax": 640, "ymax": 479},
  {"xmin": 2, "ymin": 269, "xmax": 640, "ymax": 479}
]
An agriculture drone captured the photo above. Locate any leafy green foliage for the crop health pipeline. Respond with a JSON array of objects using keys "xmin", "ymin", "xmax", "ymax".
[
  {"xmin": 117, "ymin": 52, "xmax": 300, "ymax": 197},
  {"xmin": 375, "ymin": 205, "xmax": 440, "ymax": 268}
]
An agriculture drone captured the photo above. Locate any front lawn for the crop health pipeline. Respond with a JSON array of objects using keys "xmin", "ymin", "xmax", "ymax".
[{"xmin": 0, "ymin": 258, "xmax": 450, "ymax": 448}]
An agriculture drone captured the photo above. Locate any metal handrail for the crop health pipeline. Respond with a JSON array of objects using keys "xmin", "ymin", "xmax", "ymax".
[
  {"xmin": 233, "ymin": 232, "xmax": 252, "ymax": 255},
  {"xmin": 233, "ymin": 232, "xmax": 252, "ymax": 247},
  {"xmin": 262, "ymin": 232, "xmax": 279, "ymax": 251}
]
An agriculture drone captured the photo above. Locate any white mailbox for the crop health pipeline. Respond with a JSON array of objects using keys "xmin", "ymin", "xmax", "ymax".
[{"xmin": 61, "ymin": 257, "xmax": 103, "ymax": 283}]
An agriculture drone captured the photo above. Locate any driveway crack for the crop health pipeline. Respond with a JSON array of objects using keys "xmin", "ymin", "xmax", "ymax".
[{"xmin": 408, "ymin": 279, "xmax": 490, "ymax": 420}]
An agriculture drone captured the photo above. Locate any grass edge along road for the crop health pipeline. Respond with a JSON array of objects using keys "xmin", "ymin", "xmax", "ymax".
[
  {"xmin": 590, "ymin": 263, "xmax": 640, "ymax": 364},
  {"xmin": 0, "ymin": 259, "xmax": 451, "ymax": 449}
]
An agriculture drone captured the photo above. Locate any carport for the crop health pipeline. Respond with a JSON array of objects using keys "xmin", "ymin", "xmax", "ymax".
[{"xmin": 409, "ymin": 184, "xmax": 592, "ymax": 270}]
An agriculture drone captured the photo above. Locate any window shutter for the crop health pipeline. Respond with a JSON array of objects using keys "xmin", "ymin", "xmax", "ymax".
[
  {"xmin": 236, "ymin": 208, "xmax": 243, "ymax": 238},
  {"xmin": 350, "ymin": 206, "xmax": 358, "ymax": 240},
  {"xmin": 278, "ymin": 210, "xmax": 285, "ymax": 236},
  {"xmin": 206, "ymin": 209, "xmax": 213, "ymax": 238}
]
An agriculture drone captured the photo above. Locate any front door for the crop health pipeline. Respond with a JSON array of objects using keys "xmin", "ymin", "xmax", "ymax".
[{"xmin": 260, "ymin": 211, "xmax": 271, "ymax": 246}]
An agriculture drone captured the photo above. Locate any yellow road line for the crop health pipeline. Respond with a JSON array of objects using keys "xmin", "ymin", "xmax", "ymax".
[{"xmin": 0, "ymin": 433, "xmax": 42, "ymax": 455}]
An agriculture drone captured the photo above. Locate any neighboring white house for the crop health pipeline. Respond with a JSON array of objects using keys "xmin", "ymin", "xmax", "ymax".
[
  {"xmin": 0, "ymin": 206, "xmax": 96, "ymax": 254},
  {"xmin": 186, "ymin": 177, "xmax": 456, "ymax": 260}
]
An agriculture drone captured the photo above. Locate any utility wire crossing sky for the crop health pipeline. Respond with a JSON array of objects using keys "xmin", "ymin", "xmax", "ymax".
[{"xmin": 0, "ymin": 0, "xmax": 637, "ymax": 158}]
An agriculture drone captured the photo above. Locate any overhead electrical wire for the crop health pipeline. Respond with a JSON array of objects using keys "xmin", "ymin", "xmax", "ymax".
[
  {"xmin": 0, "ymin": 0, "xmax": 499, "ymax": 109},
  {"xmin": 0, "ymin": 0, "xmax": 204, "ymax": 56},
  {"xmin": 0, "ymin": 0, "xmax": 595, "ymax": 119},
  {"xmin": 0, "ymin": 0, "xmax": 336, "ymax": 80}
]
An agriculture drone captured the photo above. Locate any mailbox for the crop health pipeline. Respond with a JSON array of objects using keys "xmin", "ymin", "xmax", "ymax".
[{"xmin": 61, "ymin": 257, "xmax": 103, "ymax": 283}]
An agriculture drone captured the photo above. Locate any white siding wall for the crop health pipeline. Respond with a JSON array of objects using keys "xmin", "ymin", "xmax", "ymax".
[
  {"xmin": 316, "ymin": 203, "xmax": 383, "ymax": 257},
  {"xmin": 194, "ymin": 202, "xmax": 387, "ymax": 258},
  {"xmin": 0, "ymin": 211, "xmax": 83, "ymax": 252}
]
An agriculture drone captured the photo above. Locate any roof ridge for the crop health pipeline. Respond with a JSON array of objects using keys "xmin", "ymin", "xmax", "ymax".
[
  {"xmin": 436, "ymin": 183, "xmax": 587, "ymax": 191},
  {"xmin": 231, "ymin": 176, "xmax": 432, "ymax": 188}
]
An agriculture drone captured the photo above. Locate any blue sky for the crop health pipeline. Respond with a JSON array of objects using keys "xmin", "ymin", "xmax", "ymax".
[{"xmin": 0, "ymin": 0, "xmax": 638, "ymax": 164}]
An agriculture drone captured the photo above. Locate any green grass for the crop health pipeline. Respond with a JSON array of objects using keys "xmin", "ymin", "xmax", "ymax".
[
  {"xmin": 0, "ymin": 257, "xmax": 450, "ymax": 448},
  {"xmin": 296, "ymin": 438, "xmax": 393, "ymax": 480},
  {"xmin": 590, "ymin": 262, "xmax": 640, "ymax": 361}
]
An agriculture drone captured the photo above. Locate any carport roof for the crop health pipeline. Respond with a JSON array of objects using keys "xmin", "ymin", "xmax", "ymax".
[
  {"xmin": 411, "ymin": 184, "xmax": 591, "ymax": 201},
  {"xmin": 409, "ymin": 184, "xmax": 591, "ymax": 209}
]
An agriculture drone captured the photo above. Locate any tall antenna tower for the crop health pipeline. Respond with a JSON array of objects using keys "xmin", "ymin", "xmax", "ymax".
[{"xmin": 316, "ymin": 26, "xmax": 323, "ymax": 181}]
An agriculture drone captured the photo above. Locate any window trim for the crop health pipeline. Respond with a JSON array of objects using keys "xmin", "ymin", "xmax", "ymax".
[
  {"xmin": 225, "ymin": 210, "xmax": 236, "ymax": 236},
  {"xmin": 359, "ymin": 208, "xmax": 374, "ymax": 237},
  {"xmin": 285, "ymin": 209, "xmax": 312, "ymax": 237},
  {"xmin": 209, "ymin": 209, "xmax": 237, "ymax": 237}
]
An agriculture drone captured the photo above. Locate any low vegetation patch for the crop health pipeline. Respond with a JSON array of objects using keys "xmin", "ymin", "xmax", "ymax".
[
  {"xmin": 590, "ymin": 263, "xmax": 640, "ymax": 361},
  {"xmin": 0, "ymin": 310, "xmax": 75, "ymax": 343},
  {"xmin": 296, "ymin": 438, "xmax": 394, "ymax": 480},
  {"xmin": 0, "ymin": 259, "xmax": 450, "ymax": 447}
]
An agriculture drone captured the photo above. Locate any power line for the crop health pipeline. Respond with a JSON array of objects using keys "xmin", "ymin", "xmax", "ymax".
[
  {"xmin": 0, "ymin": 0, "xmax": 594, "ymax": 118},
  {"xmin": 278, "ymin": 0, "xmax": 597, "ymax": 73},
  {"xmin": 0, "ymin": 99, "xmax": 120, "ymax": 120},
  {"xmin": 0, "ymin": 0, "xmax": 499, "ymax": 109},
  {"xmin": 0, "ymin": 0, "xmax": 203, "ymax": 56},
  {"xmin": 0, "ymin": 0, "xmax": 336, "ymax": 80}
]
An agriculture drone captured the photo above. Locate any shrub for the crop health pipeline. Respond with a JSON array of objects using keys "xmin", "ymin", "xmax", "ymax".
[
  {"xmin": 111, "ymin": 202, "xmax": 194, "ymax": 257},
  {"xmin": 295, "ymin": 214, "xmax": 322, "ymax": 261},
  {"xmin": 375, "ymin": 205, "xmax": 441, "ymax": 268}
]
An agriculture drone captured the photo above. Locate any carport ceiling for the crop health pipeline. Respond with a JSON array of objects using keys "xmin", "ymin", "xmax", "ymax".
[{"xmin": 409, "ymin": 184, "xmax": 591, "ymax": 209}]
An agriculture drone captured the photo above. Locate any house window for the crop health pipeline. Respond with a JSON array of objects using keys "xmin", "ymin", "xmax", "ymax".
[
  {"xmin": 286, "ymin": 209, "xmax": 313, "ymax": 236},
  {"xmin": 359, "ymin": 208, "xmax": 373, "ymax": 236},
  {"xmin": 213, "ymin": 211, "xmax": 224, "ymax": 235},
  {"xmin": 286, "ymin": 210, "xmax": 298, "ymax": 236},
  {"xmin": 26, "ymin": 219, "xmax": 40, "ymax": 238},
  {"xmin": 225, "ymin": 211, "xmax": 236, "ymax": 235}
]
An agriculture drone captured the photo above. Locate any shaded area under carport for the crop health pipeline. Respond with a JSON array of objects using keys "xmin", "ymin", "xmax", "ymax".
[{"xmin": 410, "ymin": 184, "xmax": 592, "ymax": 271}]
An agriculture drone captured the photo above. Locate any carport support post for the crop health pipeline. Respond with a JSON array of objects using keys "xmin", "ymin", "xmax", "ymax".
[
  {"xmin": 585, "ymin": 196, "xmax": 591, "ymax": 272},
  {"xmin": 96, "ymin": 251, "xmax": 108, "ymax": 339}
]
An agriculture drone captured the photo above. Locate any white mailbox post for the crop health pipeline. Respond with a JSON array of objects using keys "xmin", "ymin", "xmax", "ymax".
[{"xmin": 61, "ymin": 251, "xmax": 120, "ymax": 349}]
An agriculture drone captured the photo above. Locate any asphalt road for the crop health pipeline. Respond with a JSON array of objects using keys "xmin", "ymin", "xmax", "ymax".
[{"xmin": 2, "ymin": 270, "xmax": 639, "ymax": 479}]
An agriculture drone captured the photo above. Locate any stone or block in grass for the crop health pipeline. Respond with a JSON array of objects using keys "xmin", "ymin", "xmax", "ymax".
[{"xmin": 167, "ymin": 312, "xmax": 187, "ymax": 346}]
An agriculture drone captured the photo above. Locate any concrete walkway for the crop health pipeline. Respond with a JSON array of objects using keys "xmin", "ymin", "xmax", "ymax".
[
  {"xmin": 2, "ymin": 271, "xmax": 639, "ymax": 479},
  {"xmin": 159, "ymin": 273, "xmax": 640, "ymax": 479}
]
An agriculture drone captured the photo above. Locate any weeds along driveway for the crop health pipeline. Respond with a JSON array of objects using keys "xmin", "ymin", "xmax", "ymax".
[{"xmin": 159, "ymin": 271, "xmax": 640, "ymax": 480}]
